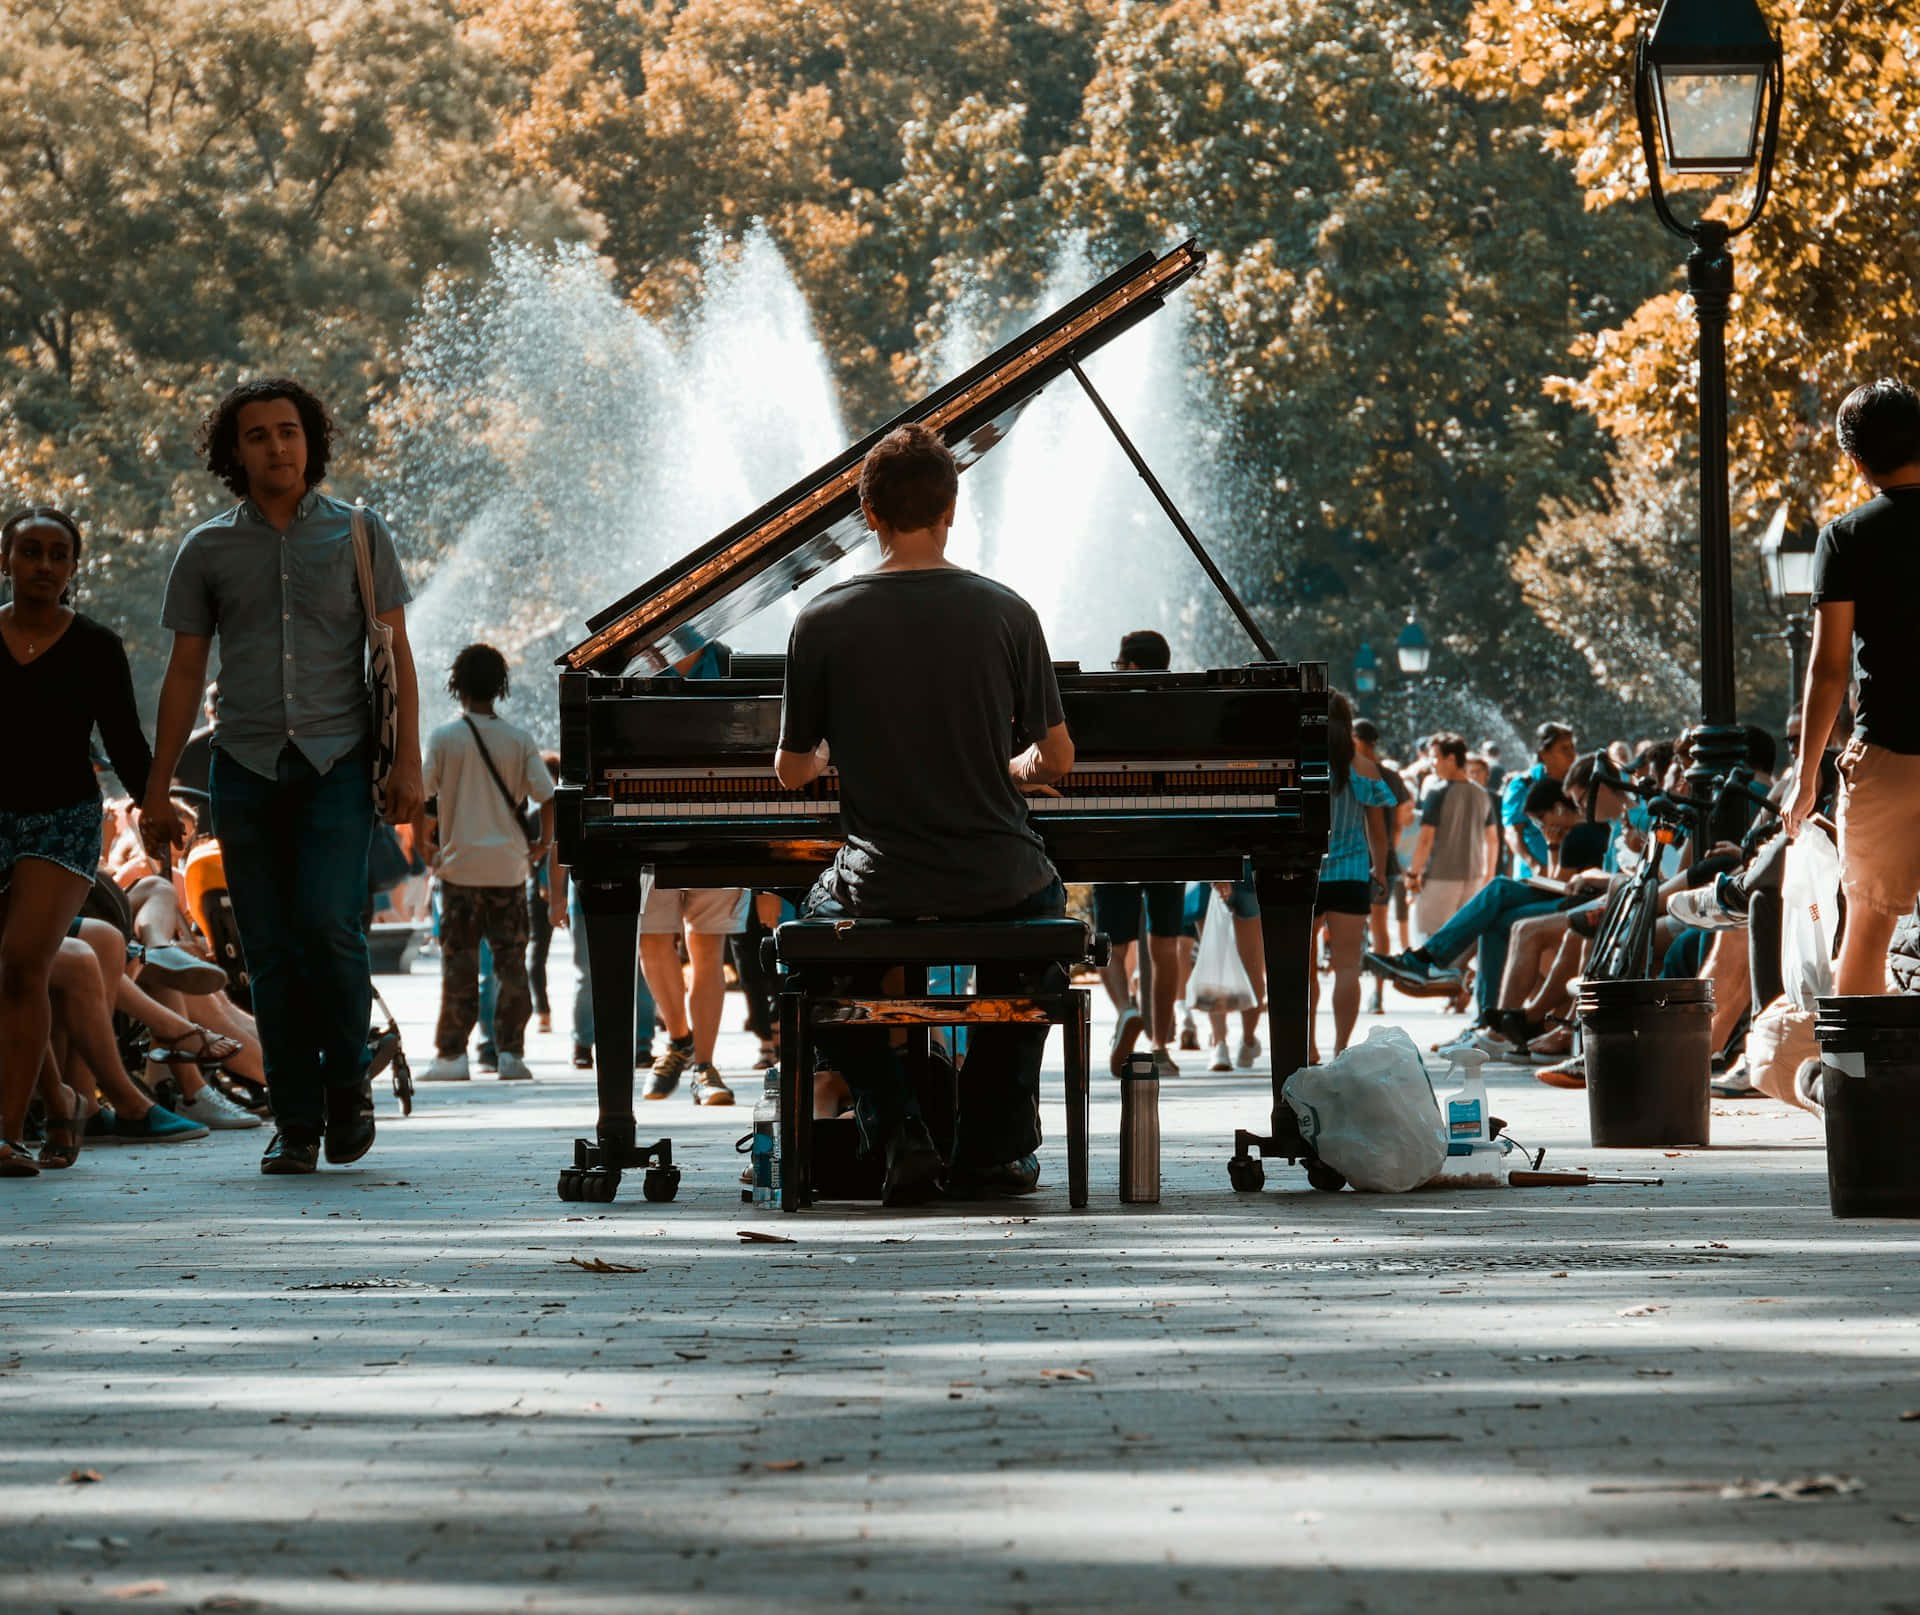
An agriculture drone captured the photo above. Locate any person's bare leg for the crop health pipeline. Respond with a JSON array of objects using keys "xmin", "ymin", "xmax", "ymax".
[
  {"xmin": 639, "ymin": 934, "xmax": 691, "ymax": 1042},
  {"xmin": 1835, "ymin": 906, "xmax": 1899, "ymax": 996},
  {"xmin": 0, "ymin": 863, "xmax": 92, "ymax": 1140},
  {"xmin": 1523, "ymin": 932, "xmax": 1587, "ymax": 1023},
  {"xmin": 1326, "ymin": 912, "xmax": 1368, "ymax": 1055},
  {"xmin": 1498, "ymin": 914, "xmax": 1567, "ymax": 1012},
  {"xmin": 1307, "ymin": 915, "xmax": 1325, "ymax": 1064},
  {"xmin": 49, "ymin": 941, "xmax": 157, "ymax": 1119},
  {"xmin": 1234, "ymin": 912, "xmax": 1266, "ymax": 1043},
  {"xmin": 1101, "ymin": 941, "xmax": 1136, "ymax": 1017},
  {"xmin": 126, "ymin": 875, "xmax": 187, "ymax": 947},
  {"xmin": 137, "ymin": 982, "xmax": 211, "ymax": 1099},
  {"xmin": 685, "ymin": 931, "xmax": 728, "ymax": 1065},
  {"xmin": 1147, "ymin": 934, "xmax": 1178, "ymax": 1046},
  {"xmin": 1705, "ymin": 932, "xmax": 1752, "ymax": 1049}
]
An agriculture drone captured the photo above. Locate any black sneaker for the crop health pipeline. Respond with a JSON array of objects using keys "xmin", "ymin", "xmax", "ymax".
[
  {"xmin": 882, "ymin": 1118, "xmax": 945, "ymax": 1206},
  {"xmin": 645, "ymin": 1039, "xmax": 694, "ymax": 1100},
  {"xmin": 475, "ymin": 1042, "xmax": 499, "ymax": 1073},
  {"xmin": 260, "ymin": 1130, "xmax": 321, "ymax": 1175},
  {"xmin": 322, "ymin": 1082, "xmax": 376, "ymax": 1166},
  {"xmin": 945, "ymin": 1153, "xmax": 1042, "ymax": 1200},
  {"xmin": 1363, "ymin": 950, "xmax": 1462, "ymax": 992},
  {"xmin": 572, "ymin": 1042, "xmax": 594, "ymax": 1070}
]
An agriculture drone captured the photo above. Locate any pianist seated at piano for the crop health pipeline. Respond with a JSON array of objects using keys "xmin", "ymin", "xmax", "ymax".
[{"xmin": 773, "ymin": 424, "xmax": 1076, "ymax": 1206}]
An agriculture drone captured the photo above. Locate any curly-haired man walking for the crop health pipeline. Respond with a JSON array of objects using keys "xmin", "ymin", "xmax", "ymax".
[{"xmin": 142, "ymin": 379, "xmax": 423, "ymax": 1174}]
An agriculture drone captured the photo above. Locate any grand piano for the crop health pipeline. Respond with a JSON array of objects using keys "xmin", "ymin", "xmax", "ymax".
[{"xmin": 553, "ymin": 241, "xmax": 1332, "ymax": 1202}]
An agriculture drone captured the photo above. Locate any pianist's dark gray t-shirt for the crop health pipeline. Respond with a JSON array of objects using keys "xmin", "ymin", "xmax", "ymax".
[{"xmin": 780, "ymin": 566, "xmax": 1064, "ymax": 918}]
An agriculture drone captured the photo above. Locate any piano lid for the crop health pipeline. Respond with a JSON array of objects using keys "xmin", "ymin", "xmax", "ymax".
[{"xmin": 560, "ymin": 240, "xmax": 1205, "ymax": 675}]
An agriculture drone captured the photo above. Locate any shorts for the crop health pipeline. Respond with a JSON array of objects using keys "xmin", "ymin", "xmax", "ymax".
[
  {"xmin": 1185, "ymin": 878, "xmax": 1259, "ymax": 927},
  {"xmin": 1315, "ymin": 878, "xmax": 1372, "ymax": 918},
  {"xmin": 1092, "ymin": 882, "xmax": 1189, "ymax": 943},
  {"xmin": 0, "ymin": 799, "xmax": 104, "ymax": 893},
  {"xmin": 640, "ymin": 884, "xmax": 748, "ymax": 936},
  {"xmin": 1836, "ymin": 739, "xmax": 1920, "ymax": 916}
]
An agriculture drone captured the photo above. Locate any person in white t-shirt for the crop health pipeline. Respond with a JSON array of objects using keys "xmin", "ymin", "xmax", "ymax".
[{"xmin": 419, "ymin": 645, "xmax": 553, "ymax": 1082}]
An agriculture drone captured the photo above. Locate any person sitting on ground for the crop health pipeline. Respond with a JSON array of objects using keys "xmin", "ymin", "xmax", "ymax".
[
  {"xmin": 1498, "ymin": 722, "xmax": 1577, "ymax": 878},
  {"xmin": 1785, "ymin": 377, "xmax": 1920, "ymax": 993},
  {"xmin": 420, "ymin": 644, "xmax": 553, "ymax": 1084},
  {"xmin": 774, "ymin": 424, "xmax": 1074, "ymax": 1204}
]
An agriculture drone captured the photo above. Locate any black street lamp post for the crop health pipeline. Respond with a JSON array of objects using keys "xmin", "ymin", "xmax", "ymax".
[
  {"xmin": 1632, "ymin": 0, "xmax": 1785, "ymax": 811},
  {"xmin": 1756, "ymin": 498, "xmax": 1817, "ymax": 721}
]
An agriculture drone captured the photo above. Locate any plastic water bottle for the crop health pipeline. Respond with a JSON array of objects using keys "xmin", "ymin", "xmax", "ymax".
[
  {"xmin": 1443, "ymin": 1044, "xmax": 1491, "ymax": 1156},
  {"xmin": 752, "ymin": 1070, "xmax": 781, "ymax": 1207}
]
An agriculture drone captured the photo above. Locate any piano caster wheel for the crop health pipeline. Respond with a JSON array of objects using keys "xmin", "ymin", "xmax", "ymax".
[
  {"xmin": 557, "ymin": 1169, "xmax": 584, "ymax": 1202},
  {"xmin": 1227, "ymin": 1155, "xmax": 1265, "ymax": 1193},
  {"xmin": 1305, "ymin": 1160, "xmax": 1347, "ymax": 1194},
  {"xmin": 642, "ymin": 1165, "xmax": 681, "ymax": 1203}
]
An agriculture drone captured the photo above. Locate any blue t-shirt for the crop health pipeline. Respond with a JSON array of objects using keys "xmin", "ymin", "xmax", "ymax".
[
  {"xmin": 1321, "ymin": 771, "xmax": 1399, "ymax": 883},
  {"xmin": 1499, "ymin": 762, "xmax": 1550, "ymax": 877}
]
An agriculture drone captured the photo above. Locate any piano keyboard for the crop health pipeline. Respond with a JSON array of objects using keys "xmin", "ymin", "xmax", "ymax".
[{"xmin": 598, "ymin": 762, "xmax": 1294, "ymax": 819}]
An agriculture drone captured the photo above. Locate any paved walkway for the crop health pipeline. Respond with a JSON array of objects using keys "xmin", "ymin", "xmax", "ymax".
[{"xmin": 6, "ymin": 937, "xmax": 1917, "ymax": 1613}]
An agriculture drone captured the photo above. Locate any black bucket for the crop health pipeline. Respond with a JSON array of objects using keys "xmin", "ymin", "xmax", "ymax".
[
  {"xmin": 1814, "ymin": 995, "xmax": 1920, "ymax": 1218},
  {"xmin": 1577, "ymin": 977, "xmax": 1714, "ymax": 1147}
]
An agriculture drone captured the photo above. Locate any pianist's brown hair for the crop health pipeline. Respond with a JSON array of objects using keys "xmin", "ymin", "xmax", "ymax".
[{"xmin": 859, "ymin": 424, "xmax": 958, "ymax": 533}]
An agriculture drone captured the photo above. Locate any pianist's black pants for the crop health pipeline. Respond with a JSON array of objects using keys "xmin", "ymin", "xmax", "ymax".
[{"xmin": 798, "ymin": 875, "xmax": 1066, "ymax": 1169}]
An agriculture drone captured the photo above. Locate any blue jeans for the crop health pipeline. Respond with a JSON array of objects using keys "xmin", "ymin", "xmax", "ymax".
[
  {"xmin": 1420, "ymin": 877, "xmax": 1559, "ymax": 1016},
  {"xmin": 210, "ymin": 742, "xmax": 375, "ymax": 1133},
  {"xmin": 799, "ymin": 875, "xmax": 1065, "ymax": 1168},
  {"xmin": 568, "ymin": 885, "xmax": 655, "ymax": 1053}
]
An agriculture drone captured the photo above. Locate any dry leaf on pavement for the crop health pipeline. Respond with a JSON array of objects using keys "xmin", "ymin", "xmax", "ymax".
[{"xmin": 563, "ymin": 1257, "xmax": 645, "ymax": 1274}]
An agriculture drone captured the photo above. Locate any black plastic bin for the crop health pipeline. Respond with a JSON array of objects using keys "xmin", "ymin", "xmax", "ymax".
[
  {"xmin": 1814, "ymin": 995, "xmax": 1920, "ymax": 1218},
  {"xmin": 1577, "ymin": 977, "xmax": 1714, "ymax": 1148}
]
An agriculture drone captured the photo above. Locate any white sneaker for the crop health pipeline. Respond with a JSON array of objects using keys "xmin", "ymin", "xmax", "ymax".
[
  {"xmin": 1107, "ymin": 1005, "xmax": 1145, "ymax": 1077},
  {"xmin": 1208, "ymin": 1041, "xmax": 1233, "ymax": 1072},
  {"xmin": 421, "ymin": 1054, "xmax": 470, "ymax": 1082},
  {"xmin": 1235, "ymin": 1035, "xmax": 1262, "ymax": 1070},
  {"xmin": 496, "ymin": 1051, "xmax": 532, "ymax": 1081},
  {"xmin": 1151, "ymin": 1046, "xmax": 1180, "ymax": 1078},
  {"xmin": 173, "ymin": 1084, "xmax": 263, "ymax": 1130},
  {"xmin": 1177, "ymin": 1006, "xmax": 1200, "ymax": 1051}
]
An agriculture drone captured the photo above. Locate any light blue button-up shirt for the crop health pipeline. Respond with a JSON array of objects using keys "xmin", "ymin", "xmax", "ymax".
[{"xmin": 160, "ymin": 491, "xmax": 411, "ymax": 780}]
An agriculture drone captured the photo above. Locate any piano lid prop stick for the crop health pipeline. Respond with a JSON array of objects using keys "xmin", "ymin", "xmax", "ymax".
[
  {"xmin": 1508, "ymin": 1170, "xmax": 1666, "ymax": 1188},
  {"xmin": 1067, "ymin": 359, "xmax": 1279, "ymax": 663}
]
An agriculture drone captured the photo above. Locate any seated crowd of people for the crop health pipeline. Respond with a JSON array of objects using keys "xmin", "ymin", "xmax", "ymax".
[
  {"xmin": 1358, "ymin": 712, "xmax": 1871, "ymax": 1109},
  {"xmin": 15, "ymin": 785, "xmax": 274, "ymax": 1167}
]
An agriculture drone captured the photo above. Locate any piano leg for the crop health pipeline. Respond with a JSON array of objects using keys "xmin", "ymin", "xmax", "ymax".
[
  {"xmin": 579, "ymin": 875, "xmax": 642, "ymax": 1158},
  {"xmin": 1256, "ymin": 867, "xmax": 1317, "ymax": 1123}
]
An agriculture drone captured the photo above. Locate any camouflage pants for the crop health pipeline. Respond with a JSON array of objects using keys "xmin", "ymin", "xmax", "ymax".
[{"xmin": 438, "ymin": 883, "xmax": 531, "ymax": 1057}]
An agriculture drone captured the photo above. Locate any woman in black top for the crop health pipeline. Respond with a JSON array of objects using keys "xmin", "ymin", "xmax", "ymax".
[{"xmin": 0, "ymin": 508, "xmax": 154, "ymax": 1174}]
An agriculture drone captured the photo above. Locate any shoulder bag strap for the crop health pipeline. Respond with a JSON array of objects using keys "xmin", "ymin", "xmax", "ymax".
[
  {"xmin": 348, "ymin": 506, "xmax": 381, "ymax": 632},
  {"xmin": 460, "ymin": 714, "xmax": 536, "ymax": 847}
]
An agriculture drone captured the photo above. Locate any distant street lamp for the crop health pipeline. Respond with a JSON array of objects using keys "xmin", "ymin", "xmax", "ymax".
[
  {"xmin": 1756, "ymin": 499, "xmax": 1817, "ymax": 713},
  {"xmin": 1352, "ymin": 641, "xmax": 1379, "ymax": 698},
  {"xmin": 1394, "ymin": 617, "xmax": 1432, "ymax": 677},
  {"xmin": 1632, "ymin": 0, "xmax": 1785, "ymax": 808}
]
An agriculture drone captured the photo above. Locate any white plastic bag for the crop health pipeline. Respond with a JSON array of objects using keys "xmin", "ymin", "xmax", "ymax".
[
  {"xmin": 1284, "ymin": 1025, "xmax": 1448, "ymax": 1192},
  {"xmin": 1781, "ymin": 823, "xmax": 1841, "ymax": 1012},
  {"xmin": 1187, "ymin": 887, "xmax": 1257, "ymax": 1013}
]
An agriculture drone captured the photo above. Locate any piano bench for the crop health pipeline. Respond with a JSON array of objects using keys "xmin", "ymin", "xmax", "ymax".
[
  {"xmin": 768, "ymin": 918, "xmax": 1098, "ymax": 1213},
  {"xmin": 768, "ymin": 916, "xmax": 1101, "ymax": 971}
]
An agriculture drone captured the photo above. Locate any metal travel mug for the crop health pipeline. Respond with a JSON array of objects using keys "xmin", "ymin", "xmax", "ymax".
[{"xmin": 1118, "ymin": 1051, "xmax": 1160, "ymax": 1203}]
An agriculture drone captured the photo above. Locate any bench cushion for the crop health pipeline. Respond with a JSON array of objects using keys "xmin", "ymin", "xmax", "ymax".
[{"xmin": 772, "ymin": 917, "xmax": 1093, "ymax": 968}]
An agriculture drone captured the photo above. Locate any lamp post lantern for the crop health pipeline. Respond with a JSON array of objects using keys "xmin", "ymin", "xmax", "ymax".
[
  {"xmin": 1633, "ymin": 0, "xmax": 1785, "ymax": 807},
  {"xmin": 1353, "ymin": 642, "xmax": 1379, "ymax": 700},
  {"xmin": 1756, "ymin": 498, "xmax": 1817, "ymax": 715},
  {"xmin": 1394, "ymin": 617, "xmax": 1432, "ymax": 677}
]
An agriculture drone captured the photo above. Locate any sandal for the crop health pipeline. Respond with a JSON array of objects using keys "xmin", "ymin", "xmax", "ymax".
[
  {"xmin": 38, "ymin": 1109, "xmax": 83, "ymax": 1170},
  {"xmin": 148, "ymin": 1024, "xmax": 245, "ymax": 1067},
  {"xmin": 0, "ymin": 1140, "xmax": 41, "ymax": 1178}
]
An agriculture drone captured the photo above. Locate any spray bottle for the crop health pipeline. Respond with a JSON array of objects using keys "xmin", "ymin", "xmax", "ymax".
[{"xmin": 1431, "ymin": 1044, "xmax": 1510, "ymax": 1188}]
